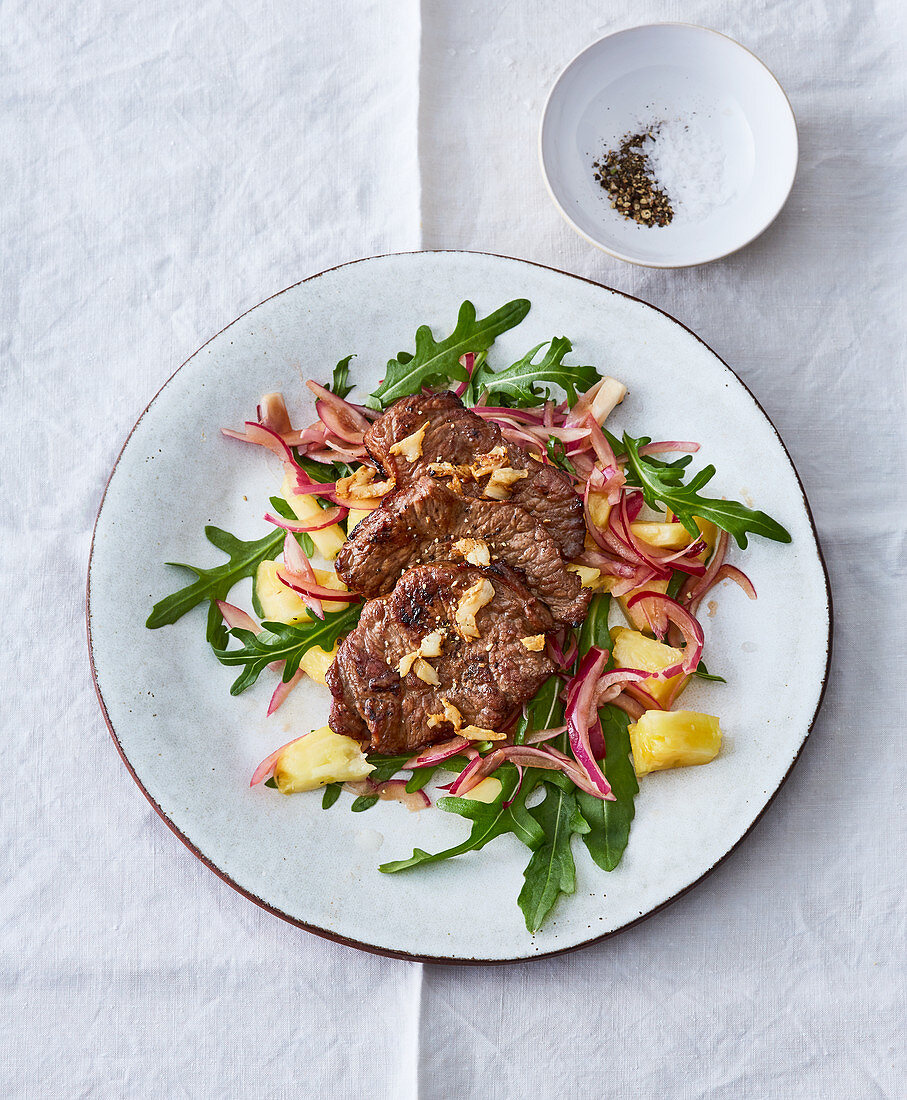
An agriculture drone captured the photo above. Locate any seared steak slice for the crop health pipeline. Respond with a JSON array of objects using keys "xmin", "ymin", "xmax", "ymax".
[
  {"xmin": 335, "ymin": 478, "xmax": 590, "ymax": 625},
  {"xmin": 364, "ymin": 392, "xmax": 585, "ymax": 560},
  {"xmin": 326, "ymin": 562, "xmax": 555, "ymax": 755}
]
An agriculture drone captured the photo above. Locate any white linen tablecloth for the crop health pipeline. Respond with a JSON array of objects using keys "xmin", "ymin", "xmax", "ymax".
[{"xmin": 2, "ymin": 1, "xmax": 904, "ymax": 1096}]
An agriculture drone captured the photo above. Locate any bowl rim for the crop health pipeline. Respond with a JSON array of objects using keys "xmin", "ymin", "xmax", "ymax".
[{"xmin": 538, "ymin": 22, "xmax": 800, "ymax": 268}]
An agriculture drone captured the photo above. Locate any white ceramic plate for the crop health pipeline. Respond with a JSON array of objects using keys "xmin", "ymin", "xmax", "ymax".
[
  {"xmin": 539, "ymin": 25, "xmax": 799, "ymax": 267},
  {"xmin": 88, "ymin": 252, "xmax": 830, "ymax": 963}
]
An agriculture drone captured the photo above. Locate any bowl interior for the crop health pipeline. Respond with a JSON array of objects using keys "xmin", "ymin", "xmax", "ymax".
[{"xmin": 540, "ymin": 25, "xmax": 798, "ymax": 266}]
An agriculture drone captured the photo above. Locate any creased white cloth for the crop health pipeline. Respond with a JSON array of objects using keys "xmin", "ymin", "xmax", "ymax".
[{"xmin": 2, "ymin": 0, "xmax": 905, "ymax": 1097}]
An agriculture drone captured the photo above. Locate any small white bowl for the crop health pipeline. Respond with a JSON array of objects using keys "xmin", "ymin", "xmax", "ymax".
[{"xmin": 539, "ymin": 24, "xmax": 798, "ymax": 267}]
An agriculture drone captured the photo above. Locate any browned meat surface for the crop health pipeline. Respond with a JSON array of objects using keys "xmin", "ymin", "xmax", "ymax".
[
  {"xmin": 335, "ymin": 478, "xmax": 590, "ymax": 625},
  {"xmin": 364, "ymin": 392, "xmax": 585, "ymax": 560},
  {"xmin": 326, "ymin": 562, "xmax": 555, "ymax": 754}
]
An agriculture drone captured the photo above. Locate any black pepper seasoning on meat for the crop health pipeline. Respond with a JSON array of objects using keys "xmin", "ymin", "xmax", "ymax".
[{"xmin": 592, "ymin": 130, "xmax": 674, "ymax": 227}]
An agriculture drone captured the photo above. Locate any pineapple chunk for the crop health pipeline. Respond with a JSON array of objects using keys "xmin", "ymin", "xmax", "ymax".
[
  {"xmin": 568, "ymin": 563, "xmax": 603, "ymax": 589},
  {"xmin": 586, "ymin": 492, "xmax": 612, "ymax": 530},
  {"xmin": 610, "ymin": 627, "xmax": 689, "ymax": 706},
  {"xmin": 298, "ymin": 644, "xmax": 338, "ymax": 686},
  {"xmin": 274, "ymin": 726, "xmax": 374, "ymax": 793},
  {"xmin": 280, "ymin": 472, "xmax": 347, "ymax": 560},
  {"xmin": 256, "ymin": 559, "xmax": 309, "ymax": 624},
  {"xmin": 347, "ymin": 506, "xmax": 377, "ymax": 533},
  {"xmin": 629, "ymin": 522, "xmax": 693, "ymax": 550},
  {"xmin": 628, "ymin": 711, "xmax": 721, "ymax": 777},
  {"xmin": 617, "ymin": 576, "xmax": 669, "ymax": 632},
  {"xmin": 661, "ymin": 513, "xmax": 718, "ymax": 559},
  {"xmin": 462, "ymin": 777, "xmax": 502, "ymax": 803},
  {"xmin": 256, "ymin": 560, "xmax": 350, "ymax": 622}
]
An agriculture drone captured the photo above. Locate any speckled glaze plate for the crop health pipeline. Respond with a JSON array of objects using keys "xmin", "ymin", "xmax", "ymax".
[{"xmin": 88, "ymin": 252, "xmax": 830, "ymax": 963}]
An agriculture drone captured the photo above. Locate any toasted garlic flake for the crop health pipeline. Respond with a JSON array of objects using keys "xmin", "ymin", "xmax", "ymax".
[
  {"xmin": 428, "ymin": 697, "xmax": 463, "ymax": 730},
  {"xmin": 520, "ymin": 635, "xmax": 545, "ymax": 652},
  {"xmin": 454, "ymin": 578, "xmax": 495, "ymax": 638},
  {"xmin": 483, "ymin": 467, "xmax": 528, "ymax": 500},
  {"xmin": 471, "ymin": 446, "xmax": 508, "ymax": 475},
  {"xmin": 399, "ymin": 632, "xmax": 446, "ymax": 678},
  {"xmin": 413, "ymin": 657, "xmax": 440, "ymax": 685},
  {"xmin": 419, "ymin": 630, "xmax": 446, "ymax": 658},
  {"xmin": 398, "ymin": 651, "xmax": 419, "ymax": 677},
  {"xmin": 459, "ymin": 725, "xmax": 505, "ymax": 742},
  {"xmin": 389, "ymin": 421, "xmax": 429, "ymax": 463},
  {"xmin": 453, "ymin": 537, "xmax": 491, "ymax": 566},
  {"xmin": 335, "ymin": 466, "xmax": 396, "ymax": 506}
]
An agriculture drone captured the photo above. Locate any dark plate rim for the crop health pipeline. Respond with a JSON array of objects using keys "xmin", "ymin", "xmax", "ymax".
[{"xmin": 86, "ymin": 250, "xmax": 833, "ymax": 965}]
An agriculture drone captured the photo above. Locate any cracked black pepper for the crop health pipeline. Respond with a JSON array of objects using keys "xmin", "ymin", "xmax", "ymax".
[{"xmin": 592, "ymin": 131, "xmax": 674, "ymax": 227}]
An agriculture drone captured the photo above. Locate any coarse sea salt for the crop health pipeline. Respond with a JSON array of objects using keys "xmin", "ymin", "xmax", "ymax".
[{"xmin": 641, "ymin": 118, "xmax": 735, "ymax": 223}]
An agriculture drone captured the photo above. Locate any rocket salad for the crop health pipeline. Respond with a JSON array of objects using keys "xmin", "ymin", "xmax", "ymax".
[{"xmin": 147, "ymin": 298, "xmax": 789, "ymax": 932}]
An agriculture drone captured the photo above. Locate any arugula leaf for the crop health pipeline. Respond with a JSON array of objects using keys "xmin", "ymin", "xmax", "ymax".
[
  {"xmin": 366, "ymin": 298, "xmax": 531, "ymax": 409},
  {"xmin": 518, "ymin": 778, "xmax": 589, "ymax": 932},
  {"xmin": 666, "ymin": 569, "xmax": 687, "ymax": 601},
  {"xmin": 379, "ymin": 765, "xmax": 545, "ymax": 872},
  {"xmin": 322, "ymin": 783, "xmax": 342, "ymax": 809},
  {"xmin": 268, "ymin": 496, "xmax": 316, "ymax": 557},
  {"xmin": 545, "ymin": 435, "xmax": 577, "ymax": 475},
  {"xmin": 470, "ymin": 337, "xmax": 600, "ymax": 409},
  {"xmin": 576, "ymin": 705, "xmax": 638, "ymax": 872},
  {"xmin": 328, "ymin": 355, "xmax": 354, "ymax": 399},
  {"xmin": 213, "ymin": 604, "xmax": 362, "ymax": 694},
  {"xmin": 146, "ymin": 526, "xmax": 285, "ymax": 641},
  {"xmin": 693, "ymin": 661, "xmax": 726, "ymax": 683},
  {"xmin": 514, "ymin": 673, "xmax": 564, "ymax": 744},
  {"xmin": 622, "ymin": 434, "xmax": 791, "ymax": 550},
  {"xmin": 578, "ymin": 592, "xmax": 611, "ymax": 657}
]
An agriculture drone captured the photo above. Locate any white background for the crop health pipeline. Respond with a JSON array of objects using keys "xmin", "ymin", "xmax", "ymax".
[{"xmin": 2, "ymin": 1, "xmax": 904, "ymax": 1097}]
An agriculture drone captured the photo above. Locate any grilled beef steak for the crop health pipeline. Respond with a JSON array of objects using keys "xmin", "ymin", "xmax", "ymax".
[
  {"xmin": 326, "ymin": 562, "xmax": 555, "ymax": 755},
  {"xmin": 364, "ymin": 392, "xmax": 585, "ymax": 560},
  {"xmin": 335, "ymin": 477, "xmax": 590, "ymax": 625}
]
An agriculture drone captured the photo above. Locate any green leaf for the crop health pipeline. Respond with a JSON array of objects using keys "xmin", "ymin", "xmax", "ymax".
[
  {"xmin": 514, "ymin": 673, "xmax": 564, "ymax": 744},
  {"xmin": 264, "ymin": 776, "xmax": 278, "ymax": 789},
  {"xmin": 321, "ymin": 783, "xmax": 343, "ymax": 809},
  {"xmin": 518, "ymin": 780, "xmax": 589, "ymax": 932},
  {"xmin": 366, "ymin": 298, "xmax": 531, "ymax": 409},
  {"xmin": 622, "ymin": 434, "xmax": 791, "ymax": 550},
  {"xmin": 578, "ymin": 592, "xmax": 611, "ymax": 657},
  {"xmin": 693, "ymin": 660, "xmax": 726, "ymax": 683},
  {"xmin": 212, "ymin": 604, "xmax": 362, "ymax": 694},
  {"xmin": 471, "ymin": 337, "xmax": 600, "ymax": 409},
  {"xmin": 379, "ymin": 765, "xmax": 545, "ymax": 873},
  {"xmin": 351, "ymin": 795, "xmax": 378, "ymax": 812},
  {"xmin": 268, "ymin": 496, "xmax": 316, "ymax": 556},
  {"xmin": 328, "ymin": 355, "xmax": 354, "ymax": 399},
  {"xmin": 576, "ymin": 705, "xmax": 638, "ymax": 872},
  {"xmin": 146, "ymin": 525, "xmax": 285, "ymax": 635},
  {"xmin": 545, "ymin": 435, "xmax": 577, "ymax": 475}
]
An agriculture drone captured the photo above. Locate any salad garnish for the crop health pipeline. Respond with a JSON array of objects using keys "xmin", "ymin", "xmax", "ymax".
[{"xmin": 147, "ymin": 298, "xmax": 790, "ymax": 932}]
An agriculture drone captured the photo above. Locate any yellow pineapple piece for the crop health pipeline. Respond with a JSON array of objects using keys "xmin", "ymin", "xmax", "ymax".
[
  {"xmin": 617, "ymin": 576, "xmax": 669, "ymax": 632},
  {"xmin": 298, "ymin": 643, "xmax": 338, "ymax": 686},
  {"xmin": 274, "ymin": 726, "xmax": 374, "ymax": 793},
  {"xmin": 628, "ymin": 710, "xmax": 721, "ymax": 777},
  {"xmin": 347, "ymin": 506, "xmax": 377, "ymax": 533},
  {"xmin": 256, "ymin": 561, "xmax": 350, "ymax": 623},
  {"xmin": 629, "ymin": 522, "xmax": 693, "ymax": 549},
  {"xmin": 256, "ymin": 559, "xmax": 309, "ymax": 624},
  {"xmin": 610, "ymin": 627, "xmax": 689, "ymax": 706},
  {"xmin": 662, "ymin": 512, "xmax": 718, "ymax": 559},
  {"xmin": 280, "ymin": 472, "xmax": 347, "ymax": 560},
  {"xmin": 568, "ymin": 563, "xmax": 603, "ymax": 589},
  {"xmin": 462, "ymin": 777, "xmax": 502, "ymax": 803},
  {"xmin": 586, "ymin": 492, "xmax": 612, "ymax": 530}
]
